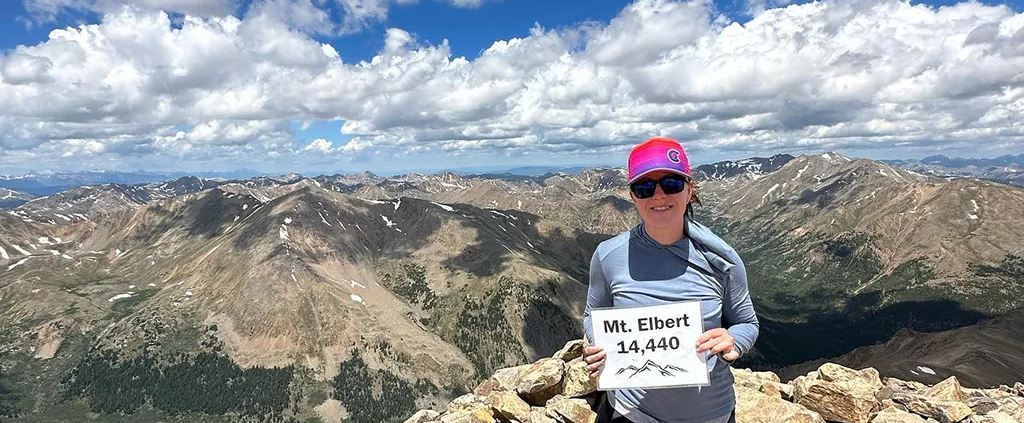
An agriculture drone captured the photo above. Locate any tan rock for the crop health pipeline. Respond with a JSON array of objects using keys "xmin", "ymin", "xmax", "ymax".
[
  {"xmin": 486, "ymin": 390, "xmax": 532, "ymax": 422},
  {"xmin": 760, "ymin": 382, "xmax": 782, "ymax": 398},
  {"xmin": 962, "ymin": 388, "xmax": 1012, "ymax": 400},
  {"xmin": 404, "ymin": 409, "xmax": 442, "ymax": 423},
  {"xmin": 885, "ymin": 378, "xmax": 928, "ymax": 394},
  {"xmin": 896, "ymin": 395, "xmax": 972, "ymax": 423},
  {"xmin": 517, "ymin": 358, "xmax": 566, "ymax": 406},
  {"xmin": 964, "ymin": 397, "xmax": 1004, "ymax": 415},
  {"xmin": 474, "ymin": 379, "xmax": 501, "ymax": 397},
  {"xmin": 793, "ymin": 372, "xmax": 882, "ymax": 423},
  {"xmin": 817, "ymin": 364, "xmax": 883, "ymax": 390},
  {"xmin": 870, "ymin": 406, "xmax": 927, "ymax": 423},
  {"xmin": 965, "ymin": 411, "xmax": 1018, "ymax": 423},
  {"xmin": 525, "ymin": 407, "xmax": 558, "ymax": 423},
  {"xmin": 1015, "ymin": 382, "xmax": 1024, "ymax": 396},
  {"xmin": 735, "ymin": 385, "xmax": 826, "ymax": 423},
  {"xmin": 881, "ymin": 399, "xmax": 907, "ymax": 412},
  {"xmin": 545, "ymin": 397, "xmax": 596, "ymax": 423},
  {"xmin": 925, "ymin": 377, "xmax": 966, "ymax": 403},
  {"xmin": 562, "ymin": 359, "xmax": 597, "ymax": 397},
  {"xmin": 733, "ymin": 367, "xmax": 783, "ymax": 384},
  {"xmin": 439, "ymin": 408, "xmax": 495, "ymax": 423},
  {"xmin": 553, "ymin": 340, "xmax": 585, "ymax": 362},
  {"xmin": 492, "ymin": 364, "xmax": 535, "ymax": 391},
  {"xmin": 981, "ymin": 396, "xmax": 1024, "ymax": 421},
  {"xmin": 448, "ymin": 394, "xmax": 490, "ymax": 414}
]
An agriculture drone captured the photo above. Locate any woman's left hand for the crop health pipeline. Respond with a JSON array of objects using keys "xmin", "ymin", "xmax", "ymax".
[{"xmin": 696, "ymin": 328, "xmax": 740, "ymax": 362}]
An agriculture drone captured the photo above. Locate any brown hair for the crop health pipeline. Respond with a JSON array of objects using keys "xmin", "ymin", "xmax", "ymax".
[{"xmin": 685, "ymin": 176, "xmax": 701, "ymax": 221}]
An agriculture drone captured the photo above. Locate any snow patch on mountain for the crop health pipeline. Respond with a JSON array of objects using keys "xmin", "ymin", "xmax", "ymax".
[
  {"xmin": 431, "ymin": 202, "xmax": 455, "ymax": 212},
  {"xmin": 108, "ymin": 293, "xmax": 134, "ymax": 302},
  {"xmin": 794, "ymin": 164, "xmax": 809, "ymax": 180},
  {"xmin": 7, "ymin": 257, "xmax": 29, "ymax": 270},
  {"xmin": 381, "ymin": 215, "xmax": 401, "ymax": 232},
  {"xmin": 761, "ymin": 184, "xmax": 781, "ymax": 206}
]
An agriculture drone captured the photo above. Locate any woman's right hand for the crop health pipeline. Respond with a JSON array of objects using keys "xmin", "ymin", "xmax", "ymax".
[{"xmin": 583, "ymin": 344, "xmax": 606, "ymax": 378}]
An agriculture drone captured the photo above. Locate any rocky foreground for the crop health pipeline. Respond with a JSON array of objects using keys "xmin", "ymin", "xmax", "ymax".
[{"xmin": 402, "ymin": 340, "xmax": 1024, "ymax": 423}]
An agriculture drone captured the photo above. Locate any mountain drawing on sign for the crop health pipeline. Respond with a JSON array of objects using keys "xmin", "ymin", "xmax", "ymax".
[{"xmin": 614, "ymin": 360, "xmax": 688, "ymax": 378}]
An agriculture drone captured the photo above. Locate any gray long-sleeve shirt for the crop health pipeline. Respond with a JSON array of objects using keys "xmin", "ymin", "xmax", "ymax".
[{"xmin": 583, "ymin": 221, "xmax": 759, "ymax": 423}]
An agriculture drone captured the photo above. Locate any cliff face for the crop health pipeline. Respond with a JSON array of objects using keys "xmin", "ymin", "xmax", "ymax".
[{"xmin": 403, "ymin": 339, "xmax": 1024, "ymax": 423}]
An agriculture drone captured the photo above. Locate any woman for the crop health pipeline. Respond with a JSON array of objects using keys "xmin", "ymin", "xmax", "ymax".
[{"xmin": 582, "ymin": 137, "xmax": 759, "ymax": 423}]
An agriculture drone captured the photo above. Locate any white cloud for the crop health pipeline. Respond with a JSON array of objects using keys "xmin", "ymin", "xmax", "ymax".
[
  {"xmin": 1, "ymin": 53, "xmax": 53, "ymax": 84},
  {"xmin": 246, "ymin": 0, "xmax": 335, "ymax": 35},
  {"xmin": 22, "ymin": 0, "xmax": 497, "ymax": 34},
  {"xmin": 22, "ymin": 0, "xmax": 236, "ymax": 23},
  {"xmin": 305, "ymin": 138, "xmax": 334, "ymax": 153},
  {"xmin": 3, "ymin": 0, "xmax": 1024, "ymax": 173}
]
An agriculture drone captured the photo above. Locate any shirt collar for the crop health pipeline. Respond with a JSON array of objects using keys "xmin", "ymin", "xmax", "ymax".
[{"xmin": 631, "ymin": 222, "xmax": 717, "ymax": 276}]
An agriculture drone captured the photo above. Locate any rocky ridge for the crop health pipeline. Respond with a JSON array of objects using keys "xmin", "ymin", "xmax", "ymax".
[{"xmin": 403, "ymin": 339, "xmax": 1024, "ymax": 423}]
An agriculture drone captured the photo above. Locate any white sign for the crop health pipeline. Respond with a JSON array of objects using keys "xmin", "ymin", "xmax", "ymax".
[{"xmin": 591, "ymin": 301, "xmax": 709, "ymax": 390}]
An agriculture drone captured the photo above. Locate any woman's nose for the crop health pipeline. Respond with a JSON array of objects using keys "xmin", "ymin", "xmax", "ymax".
[{"xmin": 652, "ymin": 183, "xmax": 667, "ymax": 198}]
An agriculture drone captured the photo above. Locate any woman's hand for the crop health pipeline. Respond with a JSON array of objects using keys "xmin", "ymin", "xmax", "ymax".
[
  {"xmin": 583, "ymin": 342, "xmax": 606, "ymax": 379},
  {"xmin": 696, "ymin": 328, "xmax": 740, "ymax": 362}
]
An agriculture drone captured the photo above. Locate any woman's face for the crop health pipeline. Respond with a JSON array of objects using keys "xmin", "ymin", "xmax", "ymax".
[{"xmin": 629, "ymin": 170, "xmax": 692, "ymax": 229}]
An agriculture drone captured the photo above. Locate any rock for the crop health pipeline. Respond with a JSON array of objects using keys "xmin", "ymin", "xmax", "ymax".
[
  {"xmin": 517, "ymin": 358, "xmax": 566, "ymax": 406},
  {"xmin": 870, "ymin": 406, "xmax": 927, "ymax": 423},
  {"xmin": 732, "ymin": 368, "xmax": 790, "ymax": 400},
  {"xmin": 553, "ymin": 340, "xmax": 585, "ymax": 362},
  {"xmin": 894, "ymin": 394, "xmax": 972, "ymax": 423},
  {"xmin": 473, "ymin": 379, "xmax": 501, "ymax": 397},
  {"xmin": 925, "ymin": 377, "xmax": 966, "ymax": 403},
  {"xmin": 793, "ymin": 364, "xmax": 882, "ymax": 423},
  {"xmin": 761, "ymin": 382, "xmax": 782, "ymax": 398},
  {"xmin": 964, "ymin": 397, "xmax": 1002, "ymax": 414},
  {"xmin": 965, "ymin": 411, "xmax": 1018, "ymax": 423},
  {"xmin": 778, "ymin": 382, "xmax": 796, "ymax": 401},
  {"xmin": 881, "ymin": 399, "xmax": 907, "ymax": 412},
  {"xmin": 545, "ymin": 396, "xmax": 596, "ymax": 423},
  {"xmin": 525, "ymin": 407, "xmax": 558, "ymax": 423},
  {"xmin": 493, "ymin": 364, "xmax": 535, "ymax": 390},
  {"xmin": 1015, "ymin": 383, "xmax": 1024, "ymax": 397},
  {"xmin": 885, "ymin": 378, "xmax": 928, "ymax": 394},
  {"xmin": 439, "ymin": 408, "xmax": 494, "ymax": 423},
  {"xmin": 404, "ymin": 409, "xmax": 441, "ymax": 423},
  {"xmin": 562, "ymin": 359, "xmax": 597, "ymax": 397},
  {"xmin": 733, "ymin": 367, "xmax": 782, "ymax": 385},
  {"xmin": 735, "ymin": 385, "xmax": 826, "ymax": 423},
  {"xmin": 982, "ymin": 396, "xmax": 1024, "ymax": 421},
  {"xmin": 447, "ymin": 394, "xmax": 490, "ymax": 415},
  {"xmin": 486, "ymin": 390, "xmax": 532, "ymax": 422},
  {"xmin": 817, "ymin": 364, "xmax": 883, "ymax": 389}
]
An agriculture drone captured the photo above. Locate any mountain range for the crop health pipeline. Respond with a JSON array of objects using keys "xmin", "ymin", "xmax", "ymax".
[
  {"xmin": 883, "ymin": 153, "xmax": 1024, "ymax": 187},
  {"xmin": 0, "ymin": 152, "xmax": 1021, "ymax": 422}
]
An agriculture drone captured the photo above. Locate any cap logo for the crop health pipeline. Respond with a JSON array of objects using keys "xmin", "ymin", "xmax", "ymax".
[{"xmin": 667, "ymin": 149, "xmax": 681, "ymax": 163}]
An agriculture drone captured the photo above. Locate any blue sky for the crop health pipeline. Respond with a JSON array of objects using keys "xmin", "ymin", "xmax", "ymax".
[{"xmin": 1, "ymin": 0, "xmax": 1023, "ymax": 175}]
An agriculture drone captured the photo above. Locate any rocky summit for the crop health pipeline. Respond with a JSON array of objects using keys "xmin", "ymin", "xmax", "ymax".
[{"xmin": 405, "ymin": 339, "xmax": 1024, "ymax": 423}]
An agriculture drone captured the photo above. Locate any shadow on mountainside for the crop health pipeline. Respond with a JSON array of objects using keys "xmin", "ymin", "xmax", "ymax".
[
  {"xmin": 740, "ymin": 297, "xmax": 992, "ymax": 373},
  {"xmin": 231, "ymin": 189, "xmax": 446, "ymax": 261},
  {"xmin": 440, "ymin": 207, "xmax": 608, "ymax": 281},
  {"xmin": 521, "ymin": 282, "xmax": 585, "ymax": 361}
]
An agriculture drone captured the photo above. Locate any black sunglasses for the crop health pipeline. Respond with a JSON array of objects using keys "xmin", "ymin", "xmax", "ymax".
[{"xmin": 630, "ymin": 174, "xmax": 688, "ymax": 199}]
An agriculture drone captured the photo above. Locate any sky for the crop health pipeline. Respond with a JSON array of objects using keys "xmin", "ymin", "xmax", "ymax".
[{"xmin": 0, "ymin": 0, "xmax": 1023, "ymax": 175}]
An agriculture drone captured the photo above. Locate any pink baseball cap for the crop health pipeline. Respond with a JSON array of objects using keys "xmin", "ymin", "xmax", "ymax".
[{"xmin": 627, "ymin": 137, "xmax": 691, "ymax": 184}]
